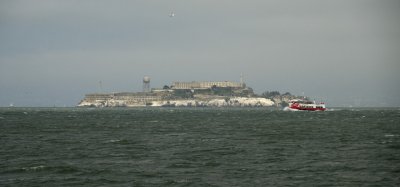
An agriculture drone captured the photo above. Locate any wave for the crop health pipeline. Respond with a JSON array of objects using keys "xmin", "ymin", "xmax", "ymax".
[{"xmin": 21, "ymin": 165, "xmax": 45, "ymax": 171}]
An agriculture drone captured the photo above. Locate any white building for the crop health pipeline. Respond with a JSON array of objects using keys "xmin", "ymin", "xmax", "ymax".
[{"xmin": 171, "ymin": 81, "xmax": 245, "ymax": 90}]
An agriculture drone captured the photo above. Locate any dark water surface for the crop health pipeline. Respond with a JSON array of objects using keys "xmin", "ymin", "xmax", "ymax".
[{"xmin": 1, "ymin": 107, "xmax": 399, "ymax": 186}]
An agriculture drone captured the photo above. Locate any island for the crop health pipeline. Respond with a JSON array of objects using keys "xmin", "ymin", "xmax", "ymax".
[{"xmin": 77, "ymin": 79, "xmax": 303, "ymax": 107}]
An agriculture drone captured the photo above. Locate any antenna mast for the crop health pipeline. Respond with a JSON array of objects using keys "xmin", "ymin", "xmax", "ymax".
[
  {"xmin": 240, "ymin": 73, "xmax": 244, "ymax": 87},
  {"xmin": 99, "ymin": 81, "xmax": 103, "ymax": 93}
]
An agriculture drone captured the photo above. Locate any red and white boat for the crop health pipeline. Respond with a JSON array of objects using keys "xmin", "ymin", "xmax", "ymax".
[{"xmin": 287, "ymin": 99, "xmax": 326, "ymax": 111}]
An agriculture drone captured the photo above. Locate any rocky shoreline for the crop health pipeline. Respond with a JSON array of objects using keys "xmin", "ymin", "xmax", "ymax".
[{"xmin": 78, "ymin": 97, "xmax": 274, "ymax": 107}]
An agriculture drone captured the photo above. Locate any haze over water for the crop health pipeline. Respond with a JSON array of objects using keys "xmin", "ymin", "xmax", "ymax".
[
  {"xmin": 1, "ymin": 0, "xmax": 400, "ymax": 107},
  {"xmin": 1, "ymin": 107, "xmax": 399, "ymax": 186}
]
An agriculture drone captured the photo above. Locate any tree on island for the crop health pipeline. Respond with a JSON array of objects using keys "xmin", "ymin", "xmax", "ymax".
[
  {"xmin": 261, "ymin": 91, "xmax": 281, "ymax": 98},
  {"xmin": 261, "ymin": 91, "xmax": 294, "ymax": 99},
  {"xmin": 261, "ymin": 91, "xmax": 297, "ymax": 107}
]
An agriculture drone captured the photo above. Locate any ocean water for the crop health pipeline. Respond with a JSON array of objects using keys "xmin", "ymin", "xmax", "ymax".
[{"xmin": 0, "ymin": 107, "xmax": 399, "ymax": 186}]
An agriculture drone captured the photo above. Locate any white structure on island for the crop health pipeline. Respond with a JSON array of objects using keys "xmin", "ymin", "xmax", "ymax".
[{"xmin": 171, "ymin": 81, "xmax": 245, "ymax": 90}]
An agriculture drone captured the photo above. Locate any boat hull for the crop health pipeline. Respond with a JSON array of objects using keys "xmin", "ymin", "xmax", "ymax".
[
  {"xmin": 287, "ymin": 100, "xmax": 326, "ymax": 111},
  {"xmin": 288, "ymin": 106, "xmax": 326, "ymax": 111}
]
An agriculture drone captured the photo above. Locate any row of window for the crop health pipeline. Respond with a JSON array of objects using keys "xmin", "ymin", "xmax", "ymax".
[
  {"xmin": 300, "ymin": 105, "xmax": 324, "ymax": 109},
  {"xmin": 173, "ymin": 82, "xmax": 243, "ymax": 89}
]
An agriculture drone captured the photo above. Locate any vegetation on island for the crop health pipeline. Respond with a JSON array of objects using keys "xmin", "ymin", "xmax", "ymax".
[
  {"xmin": 167, "ymin": 88, "xmax": 307, "ymax": 107},
  {"xmin": 259, "ymin": 91, "xmax": 306, "ymax": 107}
]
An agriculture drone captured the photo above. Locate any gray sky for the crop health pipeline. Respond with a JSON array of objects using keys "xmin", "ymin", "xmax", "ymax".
[{"xmin": 1, "ymin": 0, "xmax": 399, "ymax": 107}]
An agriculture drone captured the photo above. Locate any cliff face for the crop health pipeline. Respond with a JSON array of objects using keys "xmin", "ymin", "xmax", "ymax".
[{"xmin": 78, "ymin": 97, "xmax": 274, "ymax": 107}]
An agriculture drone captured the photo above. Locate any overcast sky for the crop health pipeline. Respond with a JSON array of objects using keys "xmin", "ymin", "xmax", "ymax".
[{"xmin": 1, "ymin": 0, "xmax": 399, "ymax": 107}]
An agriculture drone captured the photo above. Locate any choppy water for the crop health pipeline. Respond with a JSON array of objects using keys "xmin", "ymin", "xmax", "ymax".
[{"xmin": 1, "ymin": 107, "xmax": 399, "ymax": 186}]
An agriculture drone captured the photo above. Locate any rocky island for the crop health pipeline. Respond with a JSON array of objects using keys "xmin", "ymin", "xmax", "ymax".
[{"xmin": 77, "ymin": 78, "xmax": 301, "ymax": 107}]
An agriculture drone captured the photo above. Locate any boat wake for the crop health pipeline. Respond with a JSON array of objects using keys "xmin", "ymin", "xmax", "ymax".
[{"xmin": 283, "ymin": 107, "xmax": 300, "ymax": 111}]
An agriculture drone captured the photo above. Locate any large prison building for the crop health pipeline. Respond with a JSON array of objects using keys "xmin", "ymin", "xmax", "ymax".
[{"xmin": 171, "ymin": 81, "xmax": 244, "ymax": 90}]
